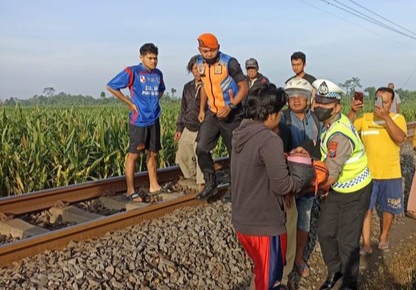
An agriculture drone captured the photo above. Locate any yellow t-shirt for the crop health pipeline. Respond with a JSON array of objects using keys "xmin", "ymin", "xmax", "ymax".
[{"xmin": 354, "ymin": 113, "xmax": 407, "ymax": 179}]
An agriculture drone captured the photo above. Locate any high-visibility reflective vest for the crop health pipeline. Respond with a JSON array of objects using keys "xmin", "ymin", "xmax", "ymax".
[
  {"xmin": 320, "ymin": 114, "xmax": 372, "ymax": 193},
  {"xmin": 197, "ymin": 52, "xmax": 239, "ymax": 113}
]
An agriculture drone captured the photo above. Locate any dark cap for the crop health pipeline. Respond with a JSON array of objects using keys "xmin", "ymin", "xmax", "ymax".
[{"xmin": 245, "ymin": 58, "xmax": 259, "ymax": 69}]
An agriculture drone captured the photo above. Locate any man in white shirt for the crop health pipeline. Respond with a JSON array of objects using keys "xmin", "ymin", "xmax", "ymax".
[{"xmin": 387, "ymin": 82, "xmax": 401, "ymax": 113}]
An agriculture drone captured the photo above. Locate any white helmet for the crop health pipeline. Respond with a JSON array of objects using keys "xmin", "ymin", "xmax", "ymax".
[{"xmin": 284, "ymin": 77, "xmax": 313, "ymax": 102}]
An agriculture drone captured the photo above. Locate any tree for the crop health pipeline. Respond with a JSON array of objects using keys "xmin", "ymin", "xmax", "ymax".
[
  {"xmin": 364, "ymin": 87, "xmax": 376, "ymax": 99},
  {"xmin": 171, "ymin": 87, "xmax": 177, "ymax": 98},
  {"xmin": 340, "ymin": 77, "xmax": 362, "ymax": 99},
  {"xmin": 100, "ymin": 91, "xmax": 106, "ymax": 99},
  {"xmin": 42, "ymin": 87, "xmax": 55, "ymax": 99}
]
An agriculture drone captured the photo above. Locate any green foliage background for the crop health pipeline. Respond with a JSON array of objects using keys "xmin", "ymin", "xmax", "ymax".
[
  {"xmin": 1, "ymin": 96, "xmax": 415, "ymax": 197},
  {"xmin": 0, "ymin": 100, "xmax": 228, "ymax": 197}
]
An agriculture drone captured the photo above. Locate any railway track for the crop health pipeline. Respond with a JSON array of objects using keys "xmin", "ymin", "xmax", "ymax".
[
  {"xmin": 405, "ymin": 121, "xmax": 416, "ymax": 141},
  {"xmin": 0, "ymin": 121, "xmax": 414, "ymax": 268},
  {"xmin": 0, "ymin": 159, "xmax": 229, "ymax": 268}
]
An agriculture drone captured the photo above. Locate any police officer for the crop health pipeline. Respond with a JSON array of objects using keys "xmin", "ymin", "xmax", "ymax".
[{"xmin": 294, "ymin": 79, "xmax": 372, "ymax": 290}]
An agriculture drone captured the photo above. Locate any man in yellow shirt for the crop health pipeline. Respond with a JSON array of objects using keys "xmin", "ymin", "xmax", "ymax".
[{"xmin": 348, "ymin": 87, "xmax": 407, "ymax": 254}]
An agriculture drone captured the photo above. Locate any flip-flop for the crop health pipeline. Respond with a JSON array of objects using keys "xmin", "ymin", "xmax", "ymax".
[
  {"xmin": 149, "ymin": 183, "xmax": 172, "ymax": 195},
  {"xmin": 360, "ymin": 247, "xmax": 373, "ymax": 256},
  {"xmin": 295, "ymin": 262, "xmax": 310, "ymax": 277},
  {"xmin": 378, "ymin": 241, "xmax": 389, "ymax": 251},
  {"xmin": 127, "ymin": 191, "xmax": 151, "ymax": 203}
]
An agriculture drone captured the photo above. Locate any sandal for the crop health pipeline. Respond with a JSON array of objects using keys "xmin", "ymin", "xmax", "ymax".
[
  {"xmin": 378, "ymin": 241, "xmax": 389, "ymax": 251},
  {"xmin": 295, "ymin": 261, "xmax": 310, "ymax": 277},
  {"xmin": 127, "ymin": 191, "xmax": 151, "ymax": 203},
  {"xmin": 359, "ymin": 247, "xmax": 373, "ymax": 256},
  {"xmin": 149, "ymin": 183, "xmax": 173, "ymax": 195}
]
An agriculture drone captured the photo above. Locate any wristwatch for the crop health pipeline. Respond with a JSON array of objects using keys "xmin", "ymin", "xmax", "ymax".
[{"xmin": 229, "ymin": 103, "xmax": 237, "ymax": 110}]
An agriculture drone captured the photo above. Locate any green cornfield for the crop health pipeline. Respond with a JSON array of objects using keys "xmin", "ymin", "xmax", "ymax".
[
  {"xmin": 1, "ymin": 99, "xmax": 415, "ymax": 197},
  {"xmin": 0, "ymin": 101, "xmax": 227, "ymax": 197}
]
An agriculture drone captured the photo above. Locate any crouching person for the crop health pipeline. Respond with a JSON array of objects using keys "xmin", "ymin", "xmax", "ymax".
[{"xmin": 231, "ymin": 84, "xmax": 314, "ymax": 290}]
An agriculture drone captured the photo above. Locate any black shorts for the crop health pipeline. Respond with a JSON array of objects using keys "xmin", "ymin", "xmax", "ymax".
[{"xmin": 128, "ymin": 120, "xmax": 161, "ymax": 153}]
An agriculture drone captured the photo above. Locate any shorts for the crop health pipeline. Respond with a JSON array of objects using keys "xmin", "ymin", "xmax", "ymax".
[
  {"xmin": 369, "ymin": 179, "xmax": 403, "ymax": 214},
  {"xmin": 296, "ymin": 194, "xmax": 314, "ymax": 232},
  {"xmin": 236, "ymin": 231, "xmax": 287, "ymax": 290},
  {"xmin": 128, "ymin": 120, "xmax": 161, "ymax": 153}
]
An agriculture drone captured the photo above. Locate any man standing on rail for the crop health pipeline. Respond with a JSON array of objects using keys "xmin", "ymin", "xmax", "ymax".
[
  {"xmin": 195, "ymin": 32, "xmax": 248, "ymax": 202},
  {"xmin": 106, "ymin": 43, "xmax": 168, "ymax": 203},
  {"xmin": 174, "ymin": 55, "xmax": 205, "ymax": 191},
  {"xmin": 348, "ymin": 87, "xmax": 407, "ymax": 255}
]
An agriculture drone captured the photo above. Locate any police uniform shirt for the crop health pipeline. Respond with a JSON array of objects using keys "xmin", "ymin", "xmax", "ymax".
[{"xmin": 323, "ymin": 128, "xmax": 353, "ymax": 181}]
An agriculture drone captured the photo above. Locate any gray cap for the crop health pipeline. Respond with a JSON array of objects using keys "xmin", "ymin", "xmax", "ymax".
[{"xmin": 245, "ymin": 58, "xmax": 258, "ymax": 69}]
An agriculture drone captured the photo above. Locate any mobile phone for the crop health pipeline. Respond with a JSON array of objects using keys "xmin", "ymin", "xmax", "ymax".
[
  {"xmin": 375, "ymin": 96, "xmax": 383, "ymax": 108},
  {"xmin": 354, "ymin": 91, "xmax": 364, "ymax": 102}
]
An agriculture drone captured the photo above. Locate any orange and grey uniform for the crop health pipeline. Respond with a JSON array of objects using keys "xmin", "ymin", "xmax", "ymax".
[
  {"xmin": 197, "ymin": 53, "xmax": 242, "ymax": 113},
  {"xmin": 196, "ymin": 52, "xmax": 245, "ymax": 174}
]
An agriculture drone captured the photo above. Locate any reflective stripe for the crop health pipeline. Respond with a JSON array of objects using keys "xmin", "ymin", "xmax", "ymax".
[
  {"xmin": 333, "ymin": 167, "xmax": 370, "ymax": 190},
  {"xmin": 321, "ymin": 114, "xmax": 371, "ymax": 193},
  {"xmin": 372, "ymin": 114, "xmax": 400, "ymax": 126},
  {"xmin": 220, "ymin": 75, "xmax": 233, "ymax": 92},
  {"xmin": 361, "ymin": 130, "xmax": 380, "ymax": 136},
  {"xmin": 344, "ymin": 149, "xmax": 365, "ymax": 164}
]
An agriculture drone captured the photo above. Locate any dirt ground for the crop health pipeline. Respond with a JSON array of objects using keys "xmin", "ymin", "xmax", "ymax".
[
  {"xmin": 287, "ymin": 206, "xmax": 416, "ymax": 290},
  {"xmin": 357, "ymin": 213, "xmax": 416, "ymax": 289}
]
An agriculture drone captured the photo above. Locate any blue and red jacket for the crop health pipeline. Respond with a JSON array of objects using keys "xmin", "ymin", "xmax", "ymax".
[{"xmin": 107, "ymin": 63, "xmax": 165, "ymax": 126}]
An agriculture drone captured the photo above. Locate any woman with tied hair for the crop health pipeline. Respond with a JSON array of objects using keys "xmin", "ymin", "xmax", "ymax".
[{"xmin": 231, "ymin": 84, "xmax": 314, "ymax": 290}]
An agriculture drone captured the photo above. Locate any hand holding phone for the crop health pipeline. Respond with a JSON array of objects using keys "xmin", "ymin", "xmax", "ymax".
[
  {"xmin": 375, "ymin": 96, "xmax": 383, "ymax": 108},
  {"xmin": 354, "ymin": 91, "xmax": 364, "ymax": 103}
]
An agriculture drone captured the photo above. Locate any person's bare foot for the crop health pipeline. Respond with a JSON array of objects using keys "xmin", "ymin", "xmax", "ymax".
[{"xmin": 405, "ymin": 210, "xmax": 416, "ymax": 219}]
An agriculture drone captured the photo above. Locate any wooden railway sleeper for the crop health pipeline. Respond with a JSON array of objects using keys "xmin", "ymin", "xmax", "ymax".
[{"xmin": 0, "ymin": 212, "xmax": 14, "ymax": 222}]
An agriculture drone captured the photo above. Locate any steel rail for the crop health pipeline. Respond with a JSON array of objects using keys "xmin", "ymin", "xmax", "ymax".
[
  {"xmin": 0, "ymin": 186, "xmax": 227, "ymax": 267},
  {"xmin": 0, "ymin": 158, "xmax": 230, "ymax": 267},
  {"xmin": 406, "ymin": 121, "xmax": 416, "ymax": 141},
  {"xmin": 0, "ymin": 157, "xmax": 229, "ymax": 216},
  {"xmin": 0, "ymin": 167, "xmax": 179, "ymax": 216}
]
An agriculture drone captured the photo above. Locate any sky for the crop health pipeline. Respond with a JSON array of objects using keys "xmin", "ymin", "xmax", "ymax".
[{"xmin": 1, "ymin": 0, "xmax": 416, "ymax": 100}]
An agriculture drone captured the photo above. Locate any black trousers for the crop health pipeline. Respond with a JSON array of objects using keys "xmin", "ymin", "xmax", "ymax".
[
  {"xmin": 317, "ymin": 181, "xmax": 372, "ymax": 288},
  {"xmin": 196, "ymin": 110, "xmax": 241, "ymax": 174}
]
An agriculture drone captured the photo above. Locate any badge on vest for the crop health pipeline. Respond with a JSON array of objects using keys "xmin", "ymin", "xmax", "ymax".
[
  {"xmin": 328, "ymin": 141, "xmax": 338, "ymax": 158},
  {"xmin": 198, "ymin": 65, "xmax": 206, "ymax": 76},
  {"xmin": 214, "ymin": 64, "xmax": 222, "ymax": 74}
]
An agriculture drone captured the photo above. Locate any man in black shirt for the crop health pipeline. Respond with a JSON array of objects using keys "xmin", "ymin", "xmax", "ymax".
[
  {"xmin": 245, "ymin": 58, "xmax": 270, "ymax": 94},
  {"xmin": 174, "ymin": 55, "xmax": 204, "ymax": 190},
  {"xmin": 286, "ymin": 51, "xmax": 317, "ymax": 106}
]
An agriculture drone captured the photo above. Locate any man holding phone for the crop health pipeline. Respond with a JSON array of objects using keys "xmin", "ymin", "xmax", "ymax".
[{"xmin": 348, "ymin": 87, "xmax": 407, "ymax": 255}]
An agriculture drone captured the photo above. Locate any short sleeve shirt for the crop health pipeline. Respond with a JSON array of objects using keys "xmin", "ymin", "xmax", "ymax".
[{"xmin": 354, "ymin": 112, "xmax": 407, "ymax": 179}]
